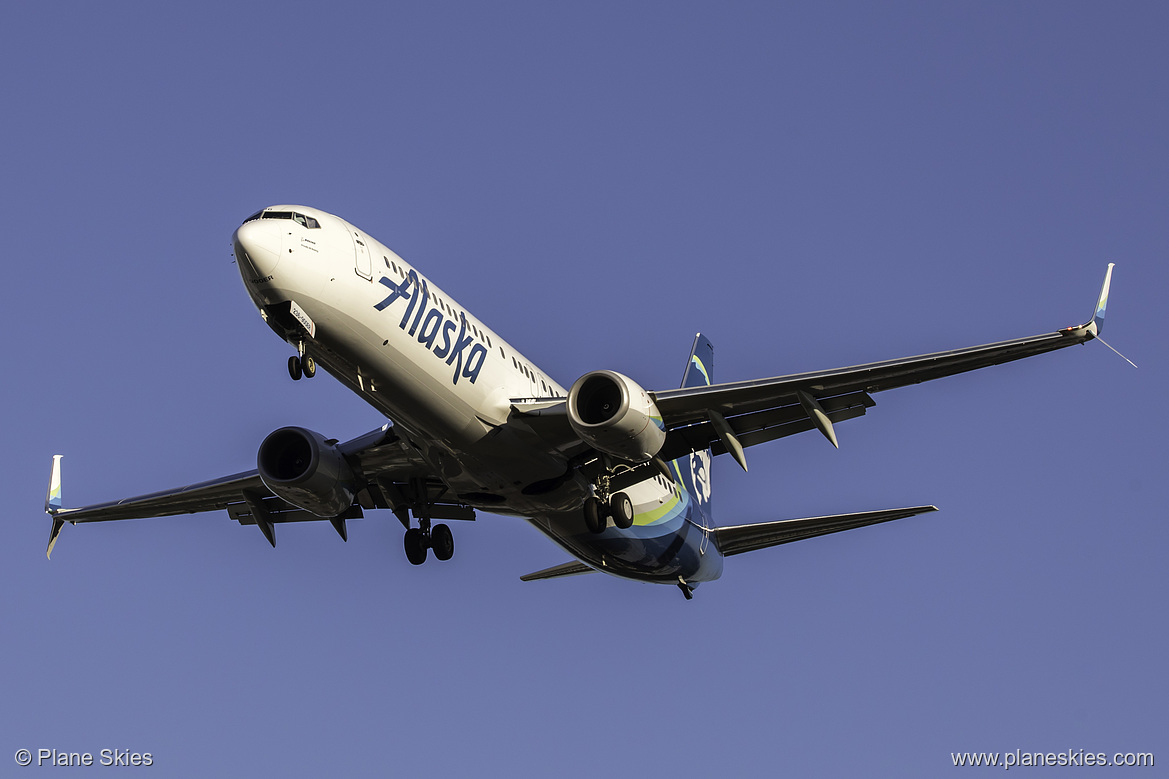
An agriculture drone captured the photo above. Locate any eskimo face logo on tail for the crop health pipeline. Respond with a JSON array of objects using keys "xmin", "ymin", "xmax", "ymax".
[
  {"xmin": 690, "ymin": 449, "xmax": 712, "ymax": 505},
  {"xmin": 373, "ymin": 271, "xmax": 487, "ymax": 385}
]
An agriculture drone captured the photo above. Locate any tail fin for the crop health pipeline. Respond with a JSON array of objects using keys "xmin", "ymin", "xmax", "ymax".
[
  {"xmin": 680, "ymin": 334, "xmax": 713, "ymax": 390},
  {"xmin": 674, "ymin": 334, "xmax": 714, "ymax": 521}
]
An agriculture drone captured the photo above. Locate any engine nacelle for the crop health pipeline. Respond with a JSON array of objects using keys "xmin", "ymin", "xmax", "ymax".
[
  {"xmin": 257, "ymin": 427, "xmax": 357, "ymax": 517},
  {"xmin": 567, "ymin": 370, "xmax": 666, "ymax": 462}
]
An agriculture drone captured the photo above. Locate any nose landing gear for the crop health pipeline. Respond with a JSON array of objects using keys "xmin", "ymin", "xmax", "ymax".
[{"xmin": 288, "ymin": 341, "xmax": 316, "ymax": 381}]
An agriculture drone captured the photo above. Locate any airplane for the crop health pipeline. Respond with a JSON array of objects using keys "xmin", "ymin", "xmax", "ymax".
[{"xmin": 44, "ymin": 205, "xmax": 1118, "ymax": 599}]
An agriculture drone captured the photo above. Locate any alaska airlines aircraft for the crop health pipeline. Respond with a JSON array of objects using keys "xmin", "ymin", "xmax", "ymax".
[{"xmin": 44, "ymin": 206, "xmax": 1117, "ymax": 598}]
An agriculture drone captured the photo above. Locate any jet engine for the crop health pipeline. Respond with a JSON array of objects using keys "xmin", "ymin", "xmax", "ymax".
[
  {"xmin": 257, "ymin": 427, "xmax": 358, "ymax": 517},
  {"xmin": 567, "ymin": 370, "xmax": 666, "ymax": 462}
]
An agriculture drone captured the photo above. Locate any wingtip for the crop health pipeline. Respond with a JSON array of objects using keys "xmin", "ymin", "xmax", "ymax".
[
  {"xmin": 1058, "ymin": 264, "xmax": 1115, "ymax": 341},
  {"xmin": 46, "ymin": 516, "xmax": 64, "ymax": 560},
  {"xmin": 1091, "ymin": 262, "xmax": 1115, "ymax": 333},
  {"xmin": 45, "ymin": 454, "xmax": 63, "ymax": 515}
]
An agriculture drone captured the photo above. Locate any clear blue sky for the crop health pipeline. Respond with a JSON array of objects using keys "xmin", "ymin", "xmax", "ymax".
[{"xmin": 2, "ymin": 2, "xmax": 1164, "ymax": 776}]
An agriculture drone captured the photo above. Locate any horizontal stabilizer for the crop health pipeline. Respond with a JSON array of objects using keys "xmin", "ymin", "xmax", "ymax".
[
  {"xmin": 713, "ymin": 505, "xmax": 938, "ymax": 557},
  {"xmin": 520, "ymin": 561, "xmax": 596, "ymax": 582}
]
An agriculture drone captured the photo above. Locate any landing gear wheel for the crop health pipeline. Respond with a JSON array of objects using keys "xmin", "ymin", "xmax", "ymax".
[
  {"xmin": 611, "ymin": 492, "xmax": 635, "ymax": 529},
  {"xmin": 288, "ymin": 355, "xmax": 302, "ymax": 381},
  {"xmin": 431, "ymin": 523, "xmax": 454, "ymax": 561},
  {"xmin": 404, "ymin": 528, "xmax": 428, "ymax": 565},
  {"xmin": 302, "ymin": 355, "xmax": 316, "ymax": 378},
  {"xmin": 583, "ymin": 497, "xmax": 605, "ymax": 534}
]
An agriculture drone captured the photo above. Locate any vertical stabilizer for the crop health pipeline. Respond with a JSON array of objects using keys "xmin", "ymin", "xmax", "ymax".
[
  {"xmin": 680, "ymin": 334, "xmax": 713, "ymax": 391},
  {"xmin": 674, "ymin": 334, "xmax": 714, "ymax": 523}
]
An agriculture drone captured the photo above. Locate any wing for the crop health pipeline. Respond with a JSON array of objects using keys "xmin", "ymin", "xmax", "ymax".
[
  {"xmin": 511, "ymin": 265, "xmax": 1114, "ymax": 468},
  {"xmin": 44, "ymin": 423, "xmax": 451, "ymax": 557},
  {"xmin": 655, "ymin": 265, "xmax": 1113, "ymax": 464}
]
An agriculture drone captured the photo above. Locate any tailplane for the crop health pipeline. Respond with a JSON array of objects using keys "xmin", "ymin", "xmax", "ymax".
[{"xmin": 713, "ymin": 506, "xmax": 938, "ymax": 556}]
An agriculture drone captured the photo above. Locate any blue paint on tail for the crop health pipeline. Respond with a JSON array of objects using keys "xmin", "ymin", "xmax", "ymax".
[{"xmin": 674, "ymin": 334, "xmax": 714, "ymax": 527}]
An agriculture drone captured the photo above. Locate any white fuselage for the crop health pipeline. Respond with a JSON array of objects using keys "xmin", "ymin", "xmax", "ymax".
[{"xmin": 232, "ymin": 205, "xmax": 723, "ymax": 584}]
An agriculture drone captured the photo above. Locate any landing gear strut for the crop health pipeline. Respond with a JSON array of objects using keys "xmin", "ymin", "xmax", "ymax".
[{"xmin": 584, "ymin": 464, "xmax": 637, "ymax": 533}]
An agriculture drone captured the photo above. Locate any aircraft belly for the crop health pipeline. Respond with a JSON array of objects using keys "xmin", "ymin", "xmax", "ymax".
[
  {"xmin": 533, "ymin": 505, "xmax": 724, "ymax": 584},
  {"xmin": 283, "ymin": 291, "xmax": 580, "ymax": 511}
]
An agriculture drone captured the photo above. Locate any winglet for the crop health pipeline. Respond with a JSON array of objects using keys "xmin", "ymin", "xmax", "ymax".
[
  {"xmin": 45, "ymin": 455, "xmax": 63, "ymax": 514},
  {"xmin": 45, "ymin": 455, "xmax": 65, "ymax": 559},
  {"xmin": 47, "ymin": 517, "xmax": 65, "ymax": 560},
  {"xmin": 1059, "ymin": 263, "xmax": 1115, "ymax": 341},
  {"xmin": 1090, "ymin": 262, "xmax": 1114, "ymax": 336}
]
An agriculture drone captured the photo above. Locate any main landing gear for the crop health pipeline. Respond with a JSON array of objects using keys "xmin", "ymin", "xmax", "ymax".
[
  {"xmin": 403, "ymin": 520, "xmax": 454, "ymax": 565},
  {"xmin": 583, "ymin": 491, "xmax": 634, "ymax": 534}
]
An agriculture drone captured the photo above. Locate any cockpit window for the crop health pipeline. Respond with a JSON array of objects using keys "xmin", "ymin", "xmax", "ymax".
[{"xmin": 241, "ymin": 210, "xmax": 320, "ymax": 228}]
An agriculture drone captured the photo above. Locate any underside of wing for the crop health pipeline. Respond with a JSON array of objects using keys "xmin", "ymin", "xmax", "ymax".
[
  {"xmin": 512, "ymin": 268, "xmax": 1113, "ymax": 469},
  {"xmin": 652, "ymin": 326, "xmax": 1093, "ymax": 431},
  {"xmin": 713, "ymin": 505, "xmax": 939, "ymax": 557},
  {"xmin": 44, "ymin": 422, "xmax": 456, "ymax": 555},
  {"xmin": 53, "ymin": 469, "xmax": 267, "ymax": 524},
  {"xmin": 654, "ymin": 266, "xmax": 1113, "ymax": 440}
]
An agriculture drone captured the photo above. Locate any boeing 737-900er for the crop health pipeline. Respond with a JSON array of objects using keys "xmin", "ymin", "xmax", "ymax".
[{"xmin": 43, "ymin": 205, "xmax": 1118, "ymax": 599}]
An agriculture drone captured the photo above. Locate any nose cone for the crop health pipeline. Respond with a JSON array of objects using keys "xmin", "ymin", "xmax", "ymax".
[{"xmin": 233, "ymin": 219, "xmax": 283, "ymax": 278}]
